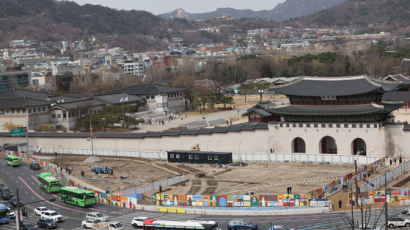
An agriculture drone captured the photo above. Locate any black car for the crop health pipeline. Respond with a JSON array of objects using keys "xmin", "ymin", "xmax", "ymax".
[
  {"xmin": 37, "ymin": 219, "xmax": 57, "ymax": 229},
  {"xmin": 1, "ymin": 188, "xmax": 13, "ymax": 200},
  {"xmin": 9, "ymin": 197, "xmax": 23, "ymax": 207},
  {"xmin": 30, "ymin": 162, "xmax": 41, "ymax": 170},
  {"xmin": 21, "ymin": 222, "xmax": 39, "ymax": 230}
]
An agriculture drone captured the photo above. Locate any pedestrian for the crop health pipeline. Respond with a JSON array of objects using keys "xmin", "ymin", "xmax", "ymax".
[
  {"xmin": 394, "ymin": 157, "xmax": 397, "ymax": 164},
  {"xmin": 111, "ymin": 168, "xmax": 113, "ymax": 175},
  {"xmin": 390, "ymin": 158, "xmax": 393, "ymax": 165},
  {"xmin": 400, "ymin": 156, "xmax": 403, "ymax": 164},
  {"xmin": 81, "ymin": 170, "xmax": 85, "ymax": 177},
  {"xmin": 338, "ymin": 200, "xmax": 342, "ymax": 210},
  {"xmin": 290, "ymin": 186, "xmax": 292, "ymax": 194},
  {"xmin": 287, "ymin": 186, "xmax": 290, "ymax": 194}
]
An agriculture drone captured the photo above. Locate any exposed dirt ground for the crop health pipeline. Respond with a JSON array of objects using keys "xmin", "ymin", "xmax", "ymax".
[
  {"xmin": 46, "ymin": 155, "xmax": 355, "ymax": 196},
  {"xmin": 51, "ymin": 155, "xmax": 174, "ymax": 193},
  {"xmin": 163, "ymin": 162, "xmax": 355, "ymax": 195}
]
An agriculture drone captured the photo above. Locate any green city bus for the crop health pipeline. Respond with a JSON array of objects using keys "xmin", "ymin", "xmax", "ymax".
[
  {"xmin": 61, "ymin": 186, "xmax": 95, "ymax": 207},
  {"xmin": 38, "ymin": 172, "xmax": 61, "ymax": 193},
  {"xmin": 6, "ymin": 155, "xmax": 20, "ymax": 167}
]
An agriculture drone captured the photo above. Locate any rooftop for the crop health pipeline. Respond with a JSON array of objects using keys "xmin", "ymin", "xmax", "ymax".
[
  {"xmin": 0, "ymin": 97, "xmax": 51, "ymax": 108},
  {"xmin": 268, "ymin": 103, "xmax": 401, "ymax": 116},
  {"xmin": 95, "ymin": 93, "xmax": 144, "ymax": 105},
  {"xmin": 383, "ymin": 91, "xmax": 410, "ymax": 102},
  {"xmin": 51, "ymin": 99, "xmax": 105, "ymax": 110},
  {"xmin": 0, "ymin": 122, "xmax": 268, "ymax": 138},
  {"xmin": 272, "ymin": 75, "xmax": 398, "ymax": 97},
  {"xmin": 117, "ymin": 83, "xmax": 185, "ymax": 96},
  {"xmin": 0, "ymin": 88, "xmax": 51, "ymax": 101},
  {"xmin": 383, "ymin": 74, "xmax": 410, "ymax": 84}
]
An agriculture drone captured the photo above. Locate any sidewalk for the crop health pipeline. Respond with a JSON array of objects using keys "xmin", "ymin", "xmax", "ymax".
[{"xmin": 134, "ymin": 108, "xmax": 249, "ymax": 133}]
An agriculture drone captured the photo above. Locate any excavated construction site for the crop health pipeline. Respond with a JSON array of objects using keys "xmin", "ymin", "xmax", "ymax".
[{"xmin": 46, "ymin": 155, "xmax": 356, "ymax": 199}]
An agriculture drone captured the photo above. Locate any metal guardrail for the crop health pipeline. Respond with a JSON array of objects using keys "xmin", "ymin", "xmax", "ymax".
[
  {"xmin": 20, "ymin": 145, "xmax": 381, "ymax": 165},
  {"xmin": 235, "ymin": 153, "xmax": 380, "ymax": 165},
  {"xmin": 360, "ymin": 160, "xmax": 410, "ymax": 192}
]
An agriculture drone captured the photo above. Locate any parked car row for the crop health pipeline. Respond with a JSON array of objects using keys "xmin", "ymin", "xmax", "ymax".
[{"xmin": 0, "ymin": 183, "xmax": 17, "ymax": 221}]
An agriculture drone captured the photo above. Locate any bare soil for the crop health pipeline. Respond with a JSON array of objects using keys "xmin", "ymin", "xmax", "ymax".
[
  {"xmin": 162, "ymin": 162, "xmax": 355, "ymax": 195},
  {"xmin": 48, "ymin": 155, "xmax": 357, "ymax": 197},
  {"xmin": 52, "ymin": 155, "xmax": 174, "ymax": 193}
]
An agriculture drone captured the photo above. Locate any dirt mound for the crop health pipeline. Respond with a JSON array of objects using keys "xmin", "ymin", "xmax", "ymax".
[{"xmin": 83, "ymin": 156, "xmax": 103, "ymax": 164}]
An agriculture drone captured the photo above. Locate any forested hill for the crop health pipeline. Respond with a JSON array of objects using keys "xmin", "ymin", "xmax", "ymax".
[
  {"xmin": 0, "ymin": 0, "xmax": 199, "ymax": 50},
  {"xmin": 288, "ymin": 0, "xmax": 410, "ymax": 34}
]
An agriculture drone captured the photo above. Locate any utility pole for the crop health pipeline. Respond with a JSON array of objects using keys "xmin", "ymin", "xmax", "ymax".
[
  {"xmin": 354, "ymin": 160, "xmax": 360, "ymax": 229},
  {"xmin": 384, "ymin": 171, "xmax": 388, "ymax": 230},
  {"xmin": 350, "ymin": 182, "xmax": 355, "ymax": 230},
  {"xmin": 89, "ymin": 112, "xmax": 94, "ymax": 156},
  {"xmin": 16, "ymin": 189, "xmax": 21, "ymax": 230}
]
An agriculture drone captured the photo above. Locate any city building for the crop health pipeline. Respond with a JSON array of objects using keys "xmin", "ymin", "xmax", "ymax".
[
  {"xmin": 0, "ymin": 71, "xmax": 30, "ymax": 90},
  {"xmin": 0, "ymin": 88, "xmax": 53, "ymax": 131},
  {"xmin": 117, "ymin": 83, "xmax": 186, "ymax": 114},
  {"xmin": 123, "ymin": 62, "xmax": 145, "ymax": 76}
]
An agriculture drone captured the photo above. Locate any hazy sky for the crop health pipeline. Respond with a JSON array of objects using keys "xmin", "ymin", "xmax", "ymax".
[{"xmin": 71, "ymin": 0, "xmax": 285, "ymax": 14}]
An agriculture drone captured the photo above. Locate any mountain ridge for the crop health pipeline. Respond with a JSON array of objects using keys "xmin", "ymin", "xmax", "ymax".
[
  {"xmin": 160, "ymin": 0, "xmax": 347, "ymax": 21},
  {"xmin": 288, "ymin": 0, "xmax": 410, "ymax": 34}
]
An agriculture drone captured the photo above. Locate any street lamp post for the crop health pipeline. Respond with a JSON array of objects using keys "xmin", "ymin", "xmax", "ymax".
[
  {"xmin": 15, "ymin": 189, "xmax": 56, "ymax": 229},
  {"xmin": 89, "ymin": 111, "xmax": 94, "ymax": 156},
  {"xmin": 258, "ymin": 89, "xmax": 264, "ymax": 102},
  {"xmin": 102, "ymin": 117, "xmax": 106, "ymax": 133}
]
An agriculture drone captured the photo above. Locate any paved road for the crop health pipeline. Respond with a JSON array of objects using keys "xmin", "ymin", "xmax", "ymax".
[
  {"xmin": 134, "ymin": 108, "xmax": 249, "ymax": 133},
  {"xmin": 1, "ymin": 157, "xmax": 408, "ymax": 230}
]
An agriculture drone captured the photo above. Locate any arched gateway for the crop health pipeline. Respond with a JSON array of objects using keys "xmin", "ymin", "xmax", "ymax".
[
  {"xmin": 292, "ymin": 137, "xmax": 306, "ymax": 153},
  {"xmin": 352, "ymin": 138, "xmax": 366, "ymax": 155},
  {"xmin": 320, "ymin": 136, "xmax": 337, "ymax": 154}
]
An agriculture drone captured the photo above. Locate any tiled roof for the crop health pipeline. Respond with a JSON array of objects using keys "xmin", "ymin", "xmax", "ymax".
[
  {"xmin": 0, "ymin": 88, "xmax": 52, "ymax": 100},
  {"xmin": 272, "ymin": 75, "xmax": 394, "ymax": 97},
  {"xmin": 0, "ymin": 122, "xmax": 267, "ymax": 138},
  {"xmin": 0, "ymin": 97, "xmax": 52, "ymax": 108},
  {"xmin": 95, "ymin": 93, "xmax": 144, "ymax": 105},
  {"xmin": 117, "ymin": 84, "xmax": 185, "ymax": 95},
  {"xmin": 383, "ymin": 74, "xmax": 410, "ymax": 84},
  {"xmin": 51, "ymin": 99, "xmax": 105, "ymax": 110},
  {"xmin": 383, "ymin": 91, "xmax": 410, "ymax": 101},
  {"xmin": 268, "ymin": 104, "xmax": 387, "ymax": 116}
]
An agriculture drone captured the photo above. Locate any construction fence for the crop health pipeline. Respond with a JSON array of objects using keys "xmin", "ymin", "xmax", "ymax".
[
  {"xmin": 360, "ymin": 159, "xmax": 410, "ymax": 192},
  {"xmin": 21, "ymin": 145, "xmax": 381, "ymax": 165}
]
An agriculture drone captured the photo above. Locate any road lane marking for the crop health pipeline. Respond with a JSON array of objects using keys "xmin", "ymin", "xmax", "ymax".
[
  {"xmin": 31, "ymin": 175, "xmax": 107, "ymax": 213},
  {"xmin": 19, "ymin": 176, "xmax": 87, "ymax": 214},
  {"xmin": 301, "ymin": 221, "xmax": 347, "ymax": 230},
  {"xmin": 31, "ymin": 175, "xmax": 60, "ymax": 198}
]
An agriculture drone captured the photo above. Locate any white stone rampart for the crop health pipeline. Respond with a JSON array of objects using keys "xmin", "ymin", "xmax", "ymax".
[
  {"xmin": 270, "ymin": 122, "xmax": 387, "ymax": 157},
  {"xmin": 1, "ymin": 122, "xmax": 409, "ymax": 158}
]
